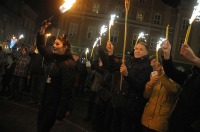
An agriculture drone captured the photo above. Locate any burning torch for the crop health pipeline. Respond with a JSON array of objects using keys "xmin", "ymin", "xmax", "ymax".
[
  {"xmin": 184, "ymin": 0, "xmax": 200, "ymax": 44},
  {"xmin": 41, "ymin": 0, "xmax": 76, "ymax": 32}
]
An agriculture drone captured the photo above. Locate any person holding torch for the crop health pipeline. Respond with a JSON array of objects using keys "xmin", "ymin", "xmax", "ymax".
[
  {"xmin": 161, "ymin": 40, "xmax": 200, "ymax": 131},
  {"xmin": 36, "ymin": 19, "xmax": 76, "ymax": 132},
  {"xmin": 36, "ymin": 1, "xmax": 76, "ymax": 132},
  {"xmin": 106, "ymin": 41, "xmax": 152, "ymax": 132},
  {"xmin": 141, "ymin": 58, "xmax": 180, "ymax": 132}
]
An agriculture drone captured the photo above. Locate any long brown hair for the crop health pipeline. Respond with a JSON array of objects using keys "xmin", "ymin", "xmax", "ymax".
[{"xmin": 56, "ymin": 34, "xmax": 72, "ymax": 56}]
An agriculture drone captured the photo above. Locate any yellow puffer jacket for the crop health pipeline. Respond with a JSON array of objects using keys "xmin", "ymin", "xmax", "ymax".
[{"xmin": 141, "ymin": 73, "xmax": 180, "ymax": 132}]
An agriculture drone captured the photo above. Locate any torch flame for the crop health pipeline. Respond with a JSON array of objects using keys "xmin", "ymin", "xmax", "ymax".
[
  {"xmin": 90, "ymin": 38, "xmax": 100, "ymax": 58},
  {"xmin": 189, "ymin": 0, "xmax": 200, "ymax": 24},
  {"xmin": 93, "ymin": 38, "xmax": 100, "ymax": 48},
  {"xmin": 156, "ymin": 38, "xmax": 165, "ymax": 51},
  {"xmin": 184, "ymin": 0, "xmax": 200, "ymax": 45},
  {"xmin": 109, "ymin": 14, "xmax": 117, "ymax": 29},
  {"xmin": 138, "ymin": 32, "xmax": 144, "ymax": 39},
  {"xmin": 156, "ymin": 37, "xmax": 165, "ymax": 62},
  {"xmin": 85, "ymin": 48, "xmax": 89, "ymax": 55},
  {"xmin": 19, "ymin": 34, "xmax": 24, "ymax": 39},
  {"xmin": 134, "ymin": 32, "xmax": 148, "ymax": 48},
  {"xmin": 59, "ymin": 0, "xmax": 76, "ymax": 13},
  {"xmin": 100, "ymin": 25, "xmax": 107, "ymax": 36}
]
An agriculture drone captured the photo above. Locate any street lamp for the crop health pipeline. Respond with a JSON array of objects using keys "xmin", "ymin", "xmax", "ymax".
[
  {"xmin": 10, "ymin": 34, "xmax": 24, "ymax": 49},
  {"xmin": 10, "ymin": 35, "xmax": 17, "ymax": 49}
]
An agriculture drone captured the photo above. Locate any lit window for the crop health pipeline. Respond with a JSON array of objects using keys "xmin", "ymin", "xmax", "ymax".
[
  {"xmin": 153, "ymin": 13, "xmax": 162, "ymax": 24},
  {"xmin": 92, "ymin": 3, "xmax": 100, "ymax": 13},
  {"xmin": 136, "ymin": 10, "xmax": 145, "ymax": 21},
  {"xmin": 68, "ymin": 23, "xmax": 78, "ymax": 37},
  {"xmin": 182, "ymin": 19, "xmax": 189, "ymax": 29},
  {"xmin": 111, "ymin": 30, "xmax": 119, "ymax": 43},
  {"xmin": 87, "ymin": 26, "xmax": 98, "ymax": 39}
]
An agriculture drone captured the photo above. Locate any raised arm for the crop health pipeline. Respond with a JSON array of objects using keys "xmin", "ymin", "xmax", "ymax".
[
  {"xmin": 161, "ymin": 40, "xmax": 188, "ymax": 85},
  {"xmin": 36, "ymin": 20, "xmax": 53, "ymax": 61},
  {"xmin": 106, "ymin": 41, "xmax": 121, "ymax": 72},
  {"xmin": 180, "ymin": 44, "xmax": 200, "ymax": 68}
]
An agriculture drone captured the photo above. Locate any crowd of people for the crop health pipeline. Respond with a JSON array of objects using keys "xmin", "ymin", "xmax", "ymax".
[{"xmin": 1, "ymin": 24, "xmax": 200, "ymax": 132}]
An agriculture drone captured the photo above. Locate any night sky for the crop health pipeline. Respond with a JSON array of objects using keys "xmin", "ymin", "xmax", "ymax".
[{"xmin": 26, "ymin": 0, "xmax": 64, "ymax": 20}]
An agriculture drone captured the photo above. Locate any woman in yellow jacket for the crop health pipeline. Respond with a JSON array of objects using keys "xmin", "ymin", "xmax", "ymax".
[{"xmin": 141, "ymin": 62, "xmax": 180, "ymax": 132}]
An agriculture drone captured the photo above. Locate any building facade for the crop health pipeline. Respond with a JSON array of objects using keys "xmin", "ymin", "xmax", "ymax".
[
  {"xmin": 54, "ymin": 0, "xmax": 200, "ymax": 65},
  {"xmin": 0, "ymin": 0, "xmax": 38, "ymax": 50}
]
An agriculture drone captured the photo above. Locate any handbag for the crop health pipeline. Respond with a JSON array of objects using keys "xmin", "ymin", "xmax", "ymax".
[{"xmin": 96, "ymin": 72, "xmax": 112, "ymax": 103}]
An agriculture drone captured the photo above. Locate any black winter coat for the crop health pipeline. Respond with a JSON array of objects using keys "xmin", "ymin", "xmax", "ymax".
[
  {"xmin": 108, "ymin": 55, "xmax": 152, "ymax": 115},
  {"xmin": 162, "ymin": 57, "xmax": 200, "ymax": 131},
  {"xmin": 37, "ymin": 34, "xmax": 76, "ymax": 120}
]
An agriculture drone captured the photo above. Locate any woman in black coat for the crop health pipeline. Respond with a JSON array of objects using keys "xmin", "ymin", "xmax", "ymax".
[{"xmin": 36, "ymin": 21, "xmax": 76, "ymax": 132}]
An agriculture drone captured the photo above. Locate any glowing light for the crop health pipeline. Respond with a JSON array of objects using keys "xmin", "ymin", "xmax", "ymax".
[
  {"xmin": 184, "ymin": 0, "xmax": 200, "ymax": 44},
  {"xmin": 90, "ymin": 38, "xmax": 100, "ymax": 58},
  {"xmin": 45, "ymin": 33, "xmax": 51, "ymax": 37},
  {"xmin": 156, "ymin": 38, "xmax": 165, "ymax": 51},
  {"xmin": 189, "ymin": 0, "xmax": 200, "ymax": 24},
  {"xmin": 93, "ymin": 38, "xmax": 100, "ymax": 48},
  {"xmin": 59, "ymin": 0, "xmax": 76, "ymax": 13},
  {"xmin": 85, "ymin": 48, "xmax": 89, "ymax": 62},
  {"xmin": 10, "ymin": 35, "xmax": 17, "ymax": 49},
  {"xmin": 19, "ymin": 34, "xmax": 24, "ymax": 39},
  {"xmin": 108, "ymin": 14, "xmax": 118, "ymax": 41},
  {"xmin": 85, "ymin": 48, "xmax": 89, "ymax": 55},
  {"xmin": 99, "ymin": 25, "xmax": 107, "ymax": 45},
  {"xmin": 134, "ymin": 32, "xmax": 148, "ymax": 47},
  {"xmin": 156, "ymin": 38, "xmax": 165, "ymax": 62},
  {"xmin": 100, "ymin": 25, "xmax": 107, "ymax": 37},
  {"xmin": 109, "ymin": 14, "xmax": 117, "ymax": 29}
]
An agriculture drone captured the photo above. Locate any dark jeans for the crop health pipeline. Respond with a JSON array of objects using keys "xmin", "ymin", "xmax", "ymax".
[
  {"xmin": 37, "ymin": 105, "xmax": 57, "ymax": 132},
  {"xmin": 85, "ymin": 91, "xmax": 96, "ymax": 120},
  {"xmin": 37, "ymin": 85, "xmax": 59, "ymax": 132},
  {"xmin": 30, "ymin": 74, "xmax": 45, "ymax": 103},
  {"xmin": 142, "ymin": 125, "xmax": 158, "ymax": 132},
  {"xmin": 102, "ymin": 102, "xmax": 113, "ymax": 132},
  {"xmin": 10, "ymin": 75, "xmax": 27, "ymax": 99},
  {"xmin": 1, "ymin": 73, "xmax": 12, "ymax": 94},
  {"xmin": 111, "ymin": 108, "xmax": 143, "ymax": 132},
  {"xmin": 93, "ymin": 99, "xmax": 109, "ymax": 132},
  {"xmin": 0, "ymin": 75, "xmax": 3, "ymax": 91}
]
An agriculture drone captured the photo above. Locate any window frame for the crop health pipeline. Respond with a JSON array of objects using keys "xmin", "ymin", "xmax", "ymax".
[
  {"xmin": 68, "ymin": 23, "xmax": 78, "ymax": 37},
  {"xmin": 153, "ymin": 13, "xmax": 162, "ymax": 25},
  {"xmin": 136, "ymin": 10, "xmax": 145, "ymax": 21}
]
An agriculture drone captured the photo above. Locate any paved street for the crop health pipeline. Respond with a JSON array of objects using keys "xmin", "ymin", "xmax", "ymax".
[{"xmin": 0, "ymin": 95, "xmax": 94, "ymax": 132}]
